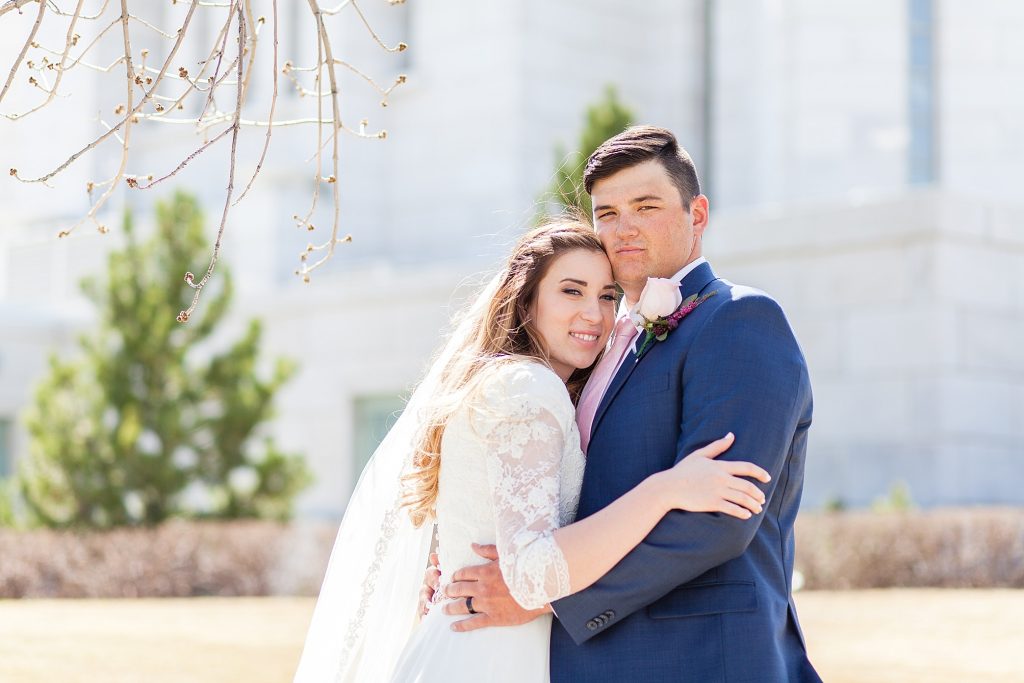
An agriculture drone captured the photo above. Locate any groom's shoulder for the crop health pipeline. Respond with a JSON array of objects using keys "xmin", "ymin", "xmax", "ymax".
[
  {"xmin": 708, "ymin": 277, "xmax": 782, "ymax": 309},
  {"xmin": 700, "ymin": 278, "xmax": 792, "ymax": 330}
]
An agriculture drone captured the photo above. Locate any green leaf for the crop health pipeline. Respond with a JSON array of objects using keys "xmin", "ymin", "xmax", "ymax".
[{"xmin": 16, "ymin": 191, "xmax": 310, "ymax": 529}]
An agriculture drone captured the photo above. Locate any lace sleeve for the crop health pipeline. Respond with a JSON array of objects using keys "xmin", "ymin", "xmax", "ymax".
[{"xmin": 472, "ymin": 363, "xmax": 574, "ymax": 610}]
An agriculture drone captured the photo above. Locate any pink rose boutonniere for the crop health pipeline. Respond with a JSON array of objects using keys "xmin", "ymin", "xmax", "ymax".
[{"xmin": 630, "ymin": 277, "xmax": 716, "ymax": 359}]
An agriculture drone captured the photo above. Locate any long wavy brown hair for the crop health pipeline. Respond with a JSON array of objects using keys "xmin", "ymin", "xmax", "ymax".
[{"xmin": 399, "ymin": 217, "xmax": 608, "ymax": 527}]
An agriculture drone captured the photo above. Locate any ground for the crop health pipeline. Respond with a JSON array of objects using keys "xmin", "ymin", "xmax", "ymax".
[{"xmin": 0, "ymin": 590, "xmax": 1020, "ymax": 682}]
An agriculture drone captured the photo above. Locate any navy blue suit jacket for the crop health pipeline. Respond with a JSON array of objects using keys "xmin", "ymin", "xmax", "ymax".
[{"xmin": 550, "ymin": 262, "xmax": 821, "ymax": 682}]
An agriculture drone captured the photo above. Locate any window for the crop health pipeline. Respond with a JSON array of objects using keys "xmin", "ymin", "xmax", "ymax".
[
  {"xmin": 352, "ymin": 395, "xmax": 405, "ymax": 480},
  {"xmin": 0, "ymin": 418, "xmax": 12, "ymax": 479}
]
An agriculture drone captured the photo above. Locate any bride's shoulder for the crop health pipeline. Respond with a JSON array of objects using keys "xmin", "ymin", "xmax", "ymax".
[
  {"xmin": 480, "ymin": 356, "xmax": 564, "ymax": 391},
  {"xmin": 474, "ymin": 357, "xmax": 572, "ymax": 412}
]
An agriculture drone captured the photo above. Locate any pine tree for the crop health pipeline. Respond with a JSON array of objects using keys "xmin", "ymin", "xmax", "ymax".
[
  {"xmin": 549, "ymin": 85, "xmax": 635, "ymax": 217},
  {"xmin": 17, "ymin": 192, "xmax": 310, "ymax": 528}
]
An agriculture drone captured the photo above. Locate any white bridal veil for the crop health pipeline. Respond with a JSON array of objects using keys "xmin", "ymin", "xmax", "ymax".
[{"xmin": 293, "ymin": 277, "xmax": 499, "ymax": 683}]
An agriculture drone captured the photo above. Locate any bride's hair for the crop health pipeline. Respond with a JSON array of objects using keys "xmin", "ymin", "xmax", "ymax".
[{"xmin": 400, "ymin": 216, "xmax": 608, "ymax": 527}]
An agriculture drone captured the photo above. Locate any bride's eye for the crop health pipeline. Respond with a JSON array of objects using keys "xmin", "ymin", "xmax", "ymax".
[{"xmin": 562, "ymin": 288, "xmax": 582, "ymax": 296}]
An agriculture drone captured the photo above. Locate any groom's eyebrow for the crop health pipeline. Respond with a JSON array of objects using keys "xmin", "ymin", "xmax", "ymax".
[
  {"xmin": 631, "ymin": 194, "xmax": 663, "ymax": 204},
  {"xmin": 594, "ymin": 194, "xmax": 664, "ymax": 212}
]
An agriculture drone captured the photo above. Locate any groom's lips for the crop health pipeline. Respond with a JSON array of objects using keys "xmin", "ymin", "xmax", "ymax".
[{"xmin": 616, "ymin": 246, "xmax": 645, "ymax": 255}]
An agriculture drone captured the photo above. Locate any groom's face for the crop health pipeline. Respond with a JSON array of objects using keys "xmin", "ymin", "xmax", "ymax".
[{"xmin": 590, "ymin": 159, "xmax": 708, "ymax": 301}]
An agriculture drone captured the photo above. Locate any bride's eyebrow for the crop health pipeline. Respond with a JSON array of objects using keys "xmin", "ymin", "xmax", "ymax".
[{"xmin": 560, "ymin": 278, "xmax": 588, "ymax": 286}]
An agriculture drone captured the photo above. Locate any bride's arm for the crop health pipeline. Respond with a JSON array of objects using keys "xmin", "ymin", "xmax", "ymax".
[
  {"xmin": 477, "ymin": 368, "xmax": 768, "ymax": 610},
  {"xmin": 553, "ymin": 432, "xmax": 767, "ymax": 596}
]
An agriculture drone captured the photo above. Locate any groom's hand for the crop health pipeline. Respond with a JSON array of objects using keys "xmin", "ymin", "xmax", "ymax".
[{"xmin": 443, "ymin": 543, "xmax": 550, "ymax": 632}]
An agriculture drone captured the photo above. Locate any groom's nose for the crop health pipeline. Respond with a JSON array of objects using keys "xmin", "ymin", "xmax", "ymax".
[{"xmin": 614, "ymin": 213, "xmax": 641, "ymax": 238}]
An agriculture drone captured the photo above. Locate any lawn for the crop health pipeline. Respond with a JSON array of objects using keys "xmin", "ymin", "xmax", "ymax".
[{"xmin": 0, "ymin": 590, "xmax": 1020, "ymax": 682}]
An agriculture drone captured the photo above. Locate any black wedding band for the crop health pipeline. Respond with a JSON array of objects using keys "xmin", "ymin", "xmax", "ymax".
[{"xmin": 466, "ymin": 596, "xmax": 478, "ymax": 614}]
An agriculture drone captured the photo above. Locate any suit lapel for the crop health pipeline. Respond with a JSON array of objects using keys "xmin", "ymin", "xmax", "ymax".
[{"xmin": 588, "ymin": 262, "xmax": 719, "ymax": 442}]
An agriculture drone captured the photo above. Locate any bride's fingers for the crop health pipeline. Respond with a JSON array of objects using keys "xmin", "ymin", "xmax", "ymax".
[
  {"xmin": 724, "ymin": 460, "xmax": 771, "ymax": 483},
  {"xmin": 722, "ymin": 488, "xmax": 763, "ymax": 514},
  {"xmin": 694, "ymin": 432, "xmax": 735, "ymax": 459},
  {"xmin": 419, "ymin": 586, "xmax": 434, "ymax": 615},
  {"xmin": 727, "ymin": 478, "xmax": 767, "ymax": 505},
  {"xmin": 717, "ymin": 500, "xmax": 754, "ymax": 520}
]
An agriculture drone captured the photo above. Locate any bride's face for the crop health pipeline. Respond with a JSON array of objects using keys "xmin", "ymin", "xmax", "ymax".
[{"xmin": 529, "ymin": 249, "xmax": 617, "ymax": 382}]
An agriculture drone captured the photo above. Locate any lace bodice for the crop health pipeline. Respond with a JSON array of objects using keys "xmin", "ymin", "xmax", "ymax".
[{"xmin": 434, "ymin": 359, "xmax": 585, "ymax": 610}]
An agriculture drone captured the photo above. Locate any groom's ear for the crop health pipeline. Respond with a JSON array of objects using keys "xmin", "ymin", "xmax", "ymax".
[{"xmin": 689, "ymin": 194, "xmax": 710, "ymax": 237}]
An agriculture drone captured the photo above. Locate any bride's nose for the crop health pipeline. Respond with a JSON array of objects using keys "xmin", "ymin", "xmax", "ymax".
[{"xmin": 578, "ymin": 296, "xmax": 602, "ymax": 323}]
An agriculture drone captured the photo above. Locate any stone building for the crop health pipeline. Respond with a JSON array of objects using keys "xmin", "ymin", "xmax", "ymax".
[{"xmin": 1, "ymin": 0, "xmax": 1021, "ymax": 516}]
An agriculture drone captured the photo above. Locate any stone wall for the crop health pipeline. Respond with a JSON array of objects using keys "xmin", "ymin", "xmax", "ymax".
[{"xmin": 708, "ymin": 188, "xmax": 1024, "ymax": 507}]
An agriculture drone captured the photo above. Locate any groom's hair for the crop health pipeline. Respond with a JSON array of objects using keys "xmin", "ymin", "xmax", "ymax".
[{"xmin": 583, "ymin": 126, "xmax": 701, "ymax": 209}]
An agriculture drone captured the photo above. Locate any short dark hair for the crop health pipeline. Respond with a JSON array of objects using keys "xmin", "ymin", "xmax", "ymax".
[{"xmin": 583, "ymin": 126, "xmax": 701, "ymax": 208}]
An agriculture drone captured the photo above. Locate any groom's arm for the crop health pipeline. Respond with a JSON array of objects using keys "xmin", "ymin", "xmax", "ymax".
[{"xmin": 551, "ymin": 291, "xmax": 811, "ymax": 644}]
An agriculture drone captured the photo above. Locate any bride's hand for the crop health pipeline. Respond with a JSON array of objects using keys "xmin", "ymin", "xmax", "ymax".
[
  {"xmin": 418, "ymin": 552, "xmax": 441, "ymax": 616},
  {"xmin": 652, "ymin": 433, "xmax": 771, "ymax": 519}
]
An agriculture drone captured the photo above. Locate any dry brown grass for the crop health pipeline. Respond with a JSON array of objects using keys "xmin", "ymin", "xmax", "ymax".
[
  {"xmin": 0, "ymin": 521, "xmax": 335, "ymax": 598},
  {"xmin": 0, "ymin": 590, "xmax": 1021, "ymax": 682},
  {"xmin": 3, "ymin": 509, "xmax": 1022, "ymax": 600},
  {"xmin": 796, "ymin": 508, "xmax": 1024, "ymax": 589},
  {"xmin": 795, "ymin": 589, "xmax": 1023, "ymax": 683}
]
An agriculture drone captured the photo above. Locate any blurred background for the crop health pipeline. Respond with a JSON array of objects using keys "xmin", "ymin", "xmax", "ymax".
[
  {"xmin": 2, "ymin": 0, "xmax": 1021, "ymax": 518},
  {"xmin": 1, "ymin": 1, "xmax": 1022, "ymax": 680}
]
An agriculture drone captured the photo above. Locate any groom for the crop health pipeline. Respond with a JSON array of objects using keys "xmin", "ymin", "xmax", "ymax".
[{"xmin": 440, "ymin": 126, "xmax": 821, "ymax": 681}]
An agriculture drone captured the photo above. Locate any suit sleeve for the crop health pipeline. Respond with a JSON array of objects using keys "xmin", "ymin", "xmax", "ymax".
[{"xmin": 551, "ymin": 291, "xmax": 811, "ymax": 644}]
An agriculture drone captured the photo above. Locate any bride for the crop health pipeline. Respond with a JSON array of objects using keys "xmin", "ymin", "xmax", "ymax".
[{"xmin": 293, "ymin": 218, "xmax": 769, "ymax": 682}]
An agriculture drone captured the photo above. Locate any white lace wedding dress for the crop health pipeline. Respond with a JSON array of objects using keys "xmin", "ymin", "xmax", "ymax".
[{"xmin": 389, "ymin": 359, "xmax": 585, "ymax": 682}]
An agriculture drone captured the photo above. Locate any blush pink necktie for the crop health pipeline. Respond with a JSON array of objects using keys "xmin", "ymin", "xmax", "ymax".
[{"xmin": 576, "ymin": 316, "xmax": 638, "ymax": 454}]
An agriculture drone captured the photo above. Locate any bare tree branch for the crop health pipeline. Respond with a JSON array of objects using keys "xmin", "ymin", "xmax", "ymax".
[
  {"xmin": 3, "ymin": 0, "xmax": 410, "ymax": 321},
  {"xmin": 56, "ymin": 0, "xmax": 136, "ymax": 238},
  {"xmin": 9, "ymin": 0, "xmax": 85, "ymax": 118},
  {"xmin": 0, "ymin": 0, "xmax": 41, "ymax": 19},
  {"xmin": 178, "ymin": 1, "xmax": 245, "ymax": 323},
  {"xmin": 234, "ymin": 0, "xmax": 276, "ymax": 205},
  {"xmin": 0, "ymin": 0, "xmax": 46, "ymax": 106},
  {"xmin": 298, "ymin": 0, "xmax": 343, "ymax": 279},
  {"xmin": 12, "ymin": 0, "xmax": 199, "ymax": 185}
]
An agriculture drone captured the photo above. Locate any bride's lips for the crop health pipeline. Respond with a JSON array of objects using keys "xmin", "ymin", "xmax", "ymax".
[{"xmin": 568, "ymin": 331, "xmax": 601, "ymax": 346}]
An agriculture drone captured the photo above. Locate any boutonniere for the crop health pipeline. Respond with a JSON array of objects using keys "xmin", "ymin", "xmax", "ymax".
[{"xmin": 631, "ymin": 277, "xmax": 716, "ymax": 359}]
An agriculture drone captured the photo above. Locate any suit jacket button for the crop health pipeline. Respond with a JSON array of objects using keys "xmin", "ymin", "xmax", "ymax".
[
  {"xmin": 586, "ymin": 620, "xmax": 598, "ymax": 631},
  {"xmin": 605, "ymin": 610, "xmax": 615, "ymax": 620}
]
